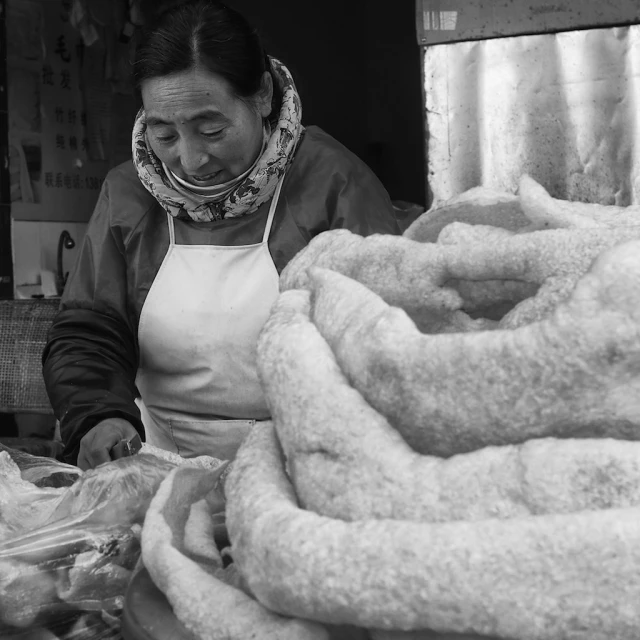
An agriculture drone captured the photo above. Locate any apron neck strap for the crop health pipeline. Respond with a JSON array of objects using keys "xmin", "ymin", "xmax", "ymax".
[
  {"xmin": 167, "ymin": 212, "xmax": 176, "ymax": 246},
  {"xmin": 262, "ymin": 174, "xmax": 285, "ymax": 244}
]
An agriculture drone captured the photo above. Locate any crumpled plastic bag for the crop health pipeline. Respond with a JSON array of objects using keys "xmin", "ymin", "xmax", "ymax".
[
  {"xmin": 0, "ymin": 522, "xmax": 137, "ymax": 637},
  {"xmin": 0, "ymin": 444, "xmax": 226, "ymax": 639},
  {"xmin": 0, "ymin": 451, "xmax": 66, "ymax": 535},
  {"xmin": 1, "ymin": 611, "xmax": 124, "ymax": 639},
  {"xmin": 0, "ymin": 443, "xmax": 81, "ymax": 488}
]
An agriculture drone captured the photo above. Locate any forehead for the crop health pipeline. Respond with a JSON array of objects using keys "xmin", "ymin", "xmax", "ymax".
[{"xmin": 141, "ymin": 67, "xmax": 239, "ymax": 124}]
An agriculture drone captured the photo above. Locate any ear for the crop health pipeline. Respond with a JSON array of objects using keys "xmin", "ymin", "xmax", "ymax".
[{"xmin": 256, "ymin": 71, "xmax": 274, "ymax": 118}]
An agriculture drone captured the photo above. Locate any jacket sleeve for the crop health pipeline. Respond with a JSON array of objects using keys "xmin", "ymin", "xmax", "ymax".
[{"xmin": 42, "ymin": 178, "xmax": 144, "ymax": 465}]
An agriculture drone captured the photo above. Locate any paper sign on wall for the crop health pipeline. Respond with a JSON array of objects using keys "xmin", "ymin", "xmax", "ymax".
[{"xmin": 8, "ymin": 0, "xmax": 109, "ymax": 222}]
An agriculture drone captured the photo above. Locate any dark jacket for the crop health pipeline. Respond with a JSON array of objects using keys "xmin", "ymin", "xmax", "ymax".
[{"xmin": 43, "ymin": 126, "xmax": 399, "ymax": 464}]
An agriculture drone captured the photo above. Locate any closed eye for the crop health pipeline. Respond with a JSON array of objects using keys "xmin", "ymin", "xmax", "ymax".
[
  {"xmin": 202, "ymin": 129, "xmax": 225, "ymax": 138},
  {"xmin": 150, "ymin": 128, "xmax": 176, "ymax": 144}
]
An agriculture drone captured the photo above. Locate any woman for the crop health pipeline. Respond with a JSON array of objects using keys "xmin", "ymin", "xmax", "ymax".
[{"xmin": 43, "ymin": 0, "xmax": 399, "ymax": 470}]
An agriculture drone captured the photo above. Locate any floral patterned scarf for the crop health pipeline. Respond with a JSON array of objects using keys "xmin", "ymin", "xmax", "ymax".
[{"xmin": 132, "ymin": 58, "xmax": 303, "ymax": 221}]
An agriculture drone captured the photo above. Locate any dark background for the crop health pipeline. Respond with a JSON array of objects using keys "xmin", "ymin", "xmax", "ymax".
[{"xmin": 143, "ymin": 0, "xmax": 427, "ymax": 206}]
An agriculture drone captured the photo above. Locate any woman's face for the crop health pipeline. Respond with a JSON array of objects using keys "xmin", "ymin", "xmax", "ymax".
[{"xmin": 141, "ymin": 67, "xmax": 272, "ymax": 187}]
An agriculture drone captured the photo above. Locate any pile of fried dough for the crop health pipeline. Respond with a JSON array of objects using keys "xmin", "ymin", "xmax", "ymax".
[{"xmin": 143, "ymin": 176, "xmax": 640, "ymax": 640}]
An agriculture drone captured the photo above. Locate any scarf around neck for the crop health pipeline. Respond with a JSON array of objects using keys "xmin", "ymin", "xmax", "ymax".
[{"xmin": 132, "ymin": 58, "xmax": 304, "ymax": 221}]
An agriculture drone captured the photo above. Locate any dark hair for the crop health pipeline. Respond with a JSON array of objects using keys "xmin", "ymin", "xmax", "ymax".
[{"xmin": 133, "ymin": 0, "xmax": 282, "ymax": 118}]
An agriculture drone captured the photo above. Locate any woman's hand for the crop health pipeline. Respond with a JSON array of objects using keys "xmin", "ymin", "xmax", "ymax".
[{"xmin": 77, "ymin": 418, "xmax": 140, "ymax": 470}]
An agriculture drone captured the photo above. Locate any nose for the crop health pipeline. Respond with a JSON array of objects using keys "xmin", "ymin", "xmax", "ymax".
[{"xmin": 179, "ymin": 138, "xmax": 210, "ymax": 174}]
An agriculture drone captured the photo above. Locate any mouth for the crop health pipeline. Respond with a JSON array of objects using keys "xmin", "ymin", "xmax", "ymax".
[{"xmin": 188, "ymin": 170, "xmax": 222, "ymax": 185}]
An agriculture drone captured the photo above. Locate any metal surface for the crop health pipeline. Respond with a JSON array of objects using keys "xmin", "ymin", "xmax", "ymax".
[
  {"xmin": 415, "ymin": 0, "xmax": 640, "ymax": 45},
  {"xmin": 423, "ymin": 25, "xmax": 640, "ymax": 208},
  {"xmin": 110, "ymin": 434, "xmax": 143, "ymax": 460}
]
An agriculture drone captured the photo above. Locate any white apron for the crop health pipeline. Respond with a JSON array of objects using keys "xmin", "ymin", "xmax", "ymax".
[{"xmin": 134, "ymin": 178, "xmax": 283, "ymax": 460}]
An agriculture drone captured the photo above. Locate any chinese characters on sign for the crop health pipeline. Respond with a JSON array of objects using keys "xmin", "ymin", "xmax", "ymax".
[
  {"xmin": 43, "ymin": 171, "xmax": 102, "ymax": 191},
  {"xmin": 35, "ymin": 0, "xmax": 107, "ymax": 219}
]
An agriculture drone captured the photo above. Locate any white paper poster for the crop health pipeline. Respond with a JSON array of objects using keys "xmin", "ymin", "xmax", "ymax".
[{"xmin": 8, "ymin": 0, "xmax": 109, "ymax": 221}]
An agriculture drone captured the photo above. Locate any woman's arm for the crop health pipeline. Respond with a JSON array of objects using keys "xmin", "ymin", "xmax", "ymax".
[{"xmin": 43, "ymin": 179, "xmax": 144, "ymax": 465}]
